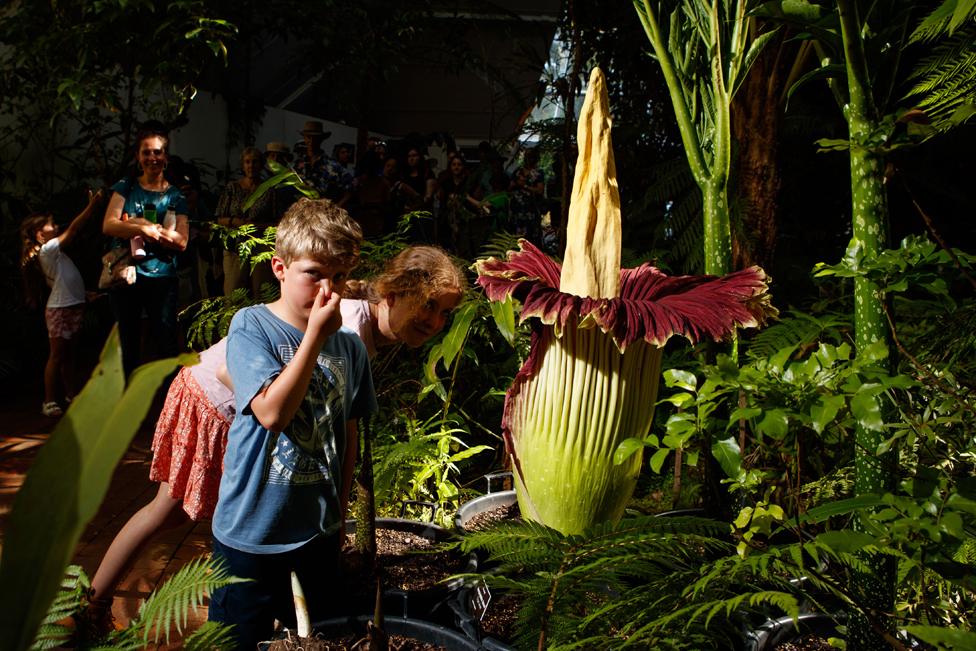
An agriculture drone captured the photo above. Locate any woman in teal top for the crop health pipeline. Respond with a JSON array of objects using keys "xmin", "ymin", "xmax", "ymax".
[{"xmin": 102, "ymin": 122, "xmax": 189, "ymax": 377}]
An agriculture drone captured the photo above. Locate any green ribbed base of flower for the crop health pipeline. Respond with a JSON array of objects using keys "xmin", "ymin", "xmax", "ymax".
[{"xmin": 510, "ymin": 327, "xmax": 662, "ymax": 534}]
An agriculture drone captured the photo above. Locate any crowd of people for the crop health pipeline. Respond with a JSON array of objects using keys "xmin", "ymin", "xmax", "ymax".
[
  {"xmin": 19, "ymin": 119, "xmax": 481, "ymax": 649},
  {"xmin": 20, "ymin": 119, "xmax": 555, "ymax": 411},
  {"xmin": 222, "ymin": 120, "xmax": 555, "ymax": 258}
]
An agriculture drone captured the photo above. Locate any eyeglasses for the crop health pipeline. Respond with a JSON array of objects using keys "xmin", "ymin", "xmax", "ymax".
[{"xmin": 140, "ymin": 148, "xmax": 165, "ymax": 157}]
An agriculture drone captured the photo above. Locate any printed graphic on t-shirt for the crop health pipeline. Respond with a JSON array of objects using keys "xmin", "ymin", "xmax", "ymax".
[{"xmin": 264, "ymin": 345, "xmax": 347, "ymax": 486}]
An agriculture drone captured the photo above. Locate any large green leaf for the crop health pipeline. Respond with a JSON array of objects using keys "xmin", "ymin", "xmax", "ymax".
[
  {"xmin": 950, "ymin": 0, "xmax": 976, "ymax": 32},
  {"xmin": 0, "ymin": 329, "xmax": 188, "ymax": 651},
  {"xmin": 810, "ymin": 394, "xmax": 845, "ymax": 434},
  {"xmin": 437, "ymin": 300, "xmax": 477, "ymax": 371},
  {"xmin": 614, "ymin": 437, "xmax": 647, "ymax": 466},
  {"xmin": 711, "ymin": 436, "xmax": 742, "ymax": 480},
  {"xmin": 649, "ymin": 448, "xmax": 671, "ymax": 474},
  {"xmin": 732, "ymin": 27, "xmax": 781, "ymax": 98},
  {"xmin": 757, "ymin": 409, "xmax": 789, "ymax": 439},
  {"xmin": 850, "ymin": 384, "xmax": 885, "ymax": 432},
  {"xmin": 906, "ymin": 625, "xmax": 976, "ymax": 649},
  {"xmin": 488, "ymin": 296, "xmax": 517, "ymax": 347},
  {"xmin": 815, "ymin": 530, "xmax": 879, "ymax": 553},
  {"xmin": 801, "ymin": 495, "xmax": 889, "ymax": 523}
]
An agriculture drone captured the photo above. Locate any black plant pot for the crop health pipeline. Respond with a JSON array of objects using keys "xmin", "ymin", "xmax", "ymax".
[
  {"xmin": 654, "ymin": 507, "xmax": 709, "ymax": 518},
  {"xmin": 260, "ymin": 615, "xmax": 488, "ymax": 650},
  {"xmin": 343, "ymin": 517, "xmax": 477, "ymax": 623},
  {"xmin": 743, "ymin": 612, "xmax": 843, "ymax": 651}
]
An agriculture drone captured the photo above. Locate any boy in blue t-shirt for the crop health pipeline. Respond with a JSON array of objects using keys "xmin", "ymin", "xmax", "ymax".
[{"xmin": 208, "ymin": 198, "xmax": 377, "ymax": 650}]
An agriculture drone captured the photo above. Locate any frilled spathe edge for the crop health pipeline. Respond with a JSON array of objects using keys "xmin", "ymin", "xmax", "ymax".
[{"xmin": 475, "ymin": 240, "xmax": 778, "ymax": 352}]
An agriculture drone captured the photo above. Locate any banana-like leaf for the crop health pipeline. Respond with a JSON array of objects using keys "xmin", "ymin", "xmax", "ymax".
[{"xmin": 0, "ymin": 328, "xmax": 190, "ymax": 651}]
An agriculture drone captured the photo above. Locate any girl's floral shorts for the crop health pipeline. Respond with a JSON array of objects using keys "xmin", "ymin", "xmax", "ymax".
[{"xmin": 45, "ymin": 305, "xmax": 85, "ymax": 339}]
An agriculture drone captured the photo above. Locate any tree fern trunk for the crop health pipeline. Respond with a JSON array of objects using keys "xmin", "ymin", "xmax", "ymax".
[{"xmin": 837, "ymin": 1, "xmax": 895, "ymax": 648}]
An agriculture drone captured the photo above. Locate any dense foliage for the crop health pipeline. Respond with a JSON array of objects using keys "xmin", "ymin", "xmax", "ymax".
[{"xmin": 0, "ymin": 0, "xmax": 974, "ymax": 648}]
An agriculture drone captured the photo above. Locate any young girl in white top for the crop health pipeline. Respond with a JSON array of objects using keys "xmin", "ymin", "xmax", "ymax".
[
  {"xmin": 20, "ymin": 189, "xmax": 104, "ymax": 417},
  {"xmin": 84, "ymin": 244, "xmax": 465, "ymax": 632}
]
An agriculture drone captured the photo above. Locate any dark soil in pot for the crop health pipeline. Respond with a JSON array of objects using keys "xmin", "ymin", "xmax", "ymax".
[
  {"xmin": 345, "ymin": 527, "xmax": 461, "ymax": 592},
  {"xmin": 455, "ymin": 491, "xmax": 521, "ymax": 533},
  {"xmin": 476, "ymin": 592, "xmax": 521, "ymax": 643},
  {"xmin": 338, "ymin": 518, "xmax": 474, "ymax": 621},
  {"xmin": 262, "ymin": 616, "xmax": 485, "ymax": 651},
  {"xmin": 264, "ymin": 628, "xmax": 445, "ymax": 650},
  {"xmin": 450, "ymin": 585, "xmax": 521, "ymax": 649},
  {"xmin": 462, "ymin": 502, "xmax": 521, "ymax": 532},
  {"xmin": 773, "ymin": 634, "xmax": 835, "ymax": 651}
]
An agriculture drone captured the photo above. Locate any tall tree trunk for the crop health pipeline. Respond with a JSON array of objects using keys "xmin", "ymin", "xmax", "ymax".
[
  {"xmin": 837, "ymin": 2, "xmax": 895, "ymax": 648},
  {"xmin": 730, "ymin": 35, "xmax": 787, "ymax": 270}
]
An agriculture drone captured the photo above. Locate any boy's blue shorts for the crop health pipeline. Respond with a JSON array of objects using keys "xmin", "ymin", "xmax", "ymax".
[{"xmin": 208, "ymin": 533, "xmax": 341, "ymax": 651}]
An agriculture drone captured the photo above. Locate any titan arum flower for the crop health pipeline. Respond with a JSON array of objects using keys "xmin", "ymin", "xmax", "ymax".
[{"xmin": 475, "ymin": 68, "xmax": 776, "ymax": 535}]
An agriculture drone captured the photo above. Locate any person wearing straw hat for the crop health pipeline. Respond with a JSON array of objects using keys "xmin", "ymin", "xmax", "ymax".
[
  {"xmin": 294, "ymin": 120, "xmax": 332, "ymax": 194},
  {"xmin": 264, "ymin": 141, "xmax": 293, "ymax": 168}
]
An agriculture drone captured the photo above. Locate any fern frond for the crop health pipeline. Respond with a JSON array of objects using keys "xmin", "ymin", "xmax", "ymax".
[
  {"xmin": 910, "ymin": 0, "xmax": 976, "ymax": 42},
  {"xmin": 125, "ymin": 555, "xmax": 244, "ymax": 646},
  {"xmin": 28, "ymin": 624, "xmax": 74, "ymax": 650},
  {"xmin": 460, "ymin": 519, "xmax": 569, "ymax": 568},
  {"xmin": 904, "ymin": 25, "xmax": 976, "ymax": 129},
  {"xmin": 642, "ymin": 156, "xmax": 695, "ymax": 204},
  {"xmin": 480, "ymin": 230, "xmax": 524, "ymax": 260},
  {"xmin": 663, "ymin": 189, "xmax": 704, "ymax": 273},
  {"xmin": 373, "ymin": 433, "xmax": 441, "ymax": 495},
  {"xmin": 30, "ymin": 565, "xmax": 91, "ymax": 650},
  {"xmin": 744, "ymin": 309, "xmax": 851, "ymax": 362},
  {"xmin": 181, "ymin": 620, "xmax": 238, "ymax": 650},
  {"xmin": 181, "ymin": 288, "xmax": 256, "ymax": 349}
]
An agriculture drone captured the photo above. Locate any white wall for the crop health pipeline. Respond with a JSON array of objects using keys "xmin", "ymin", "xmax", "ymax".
[{"xmin": 172, "ymin": 92, "xmax": 382, "ymax": 190}]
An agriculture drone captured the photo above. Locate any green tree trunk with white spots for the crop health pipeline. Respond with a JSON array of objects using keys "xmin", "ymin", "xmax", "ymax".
[
  {"xmin": 702, "ymin": 182, "xmax": 732, "ymax": 276},
  {"xmin": 837, "ymin": 1, "xmax": 895, "ymax": 648}
]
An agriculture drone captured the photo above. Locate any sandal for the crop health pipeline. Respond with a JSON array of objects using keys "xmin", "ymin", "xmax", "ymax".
[
  {"xmin": 64, "ymin": 592, "xmax": 118, "ymax": 647},
  {"xmin": 41, "ymin": 402, "xmax": 63, "ymax": 418}
]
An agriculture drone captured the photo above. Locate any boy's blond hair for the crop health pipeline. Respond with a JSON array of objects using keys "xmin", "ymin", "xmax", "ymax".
[{"xmin": 275, "ymin": 198, "xmax": 362, "ymax": 268}]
